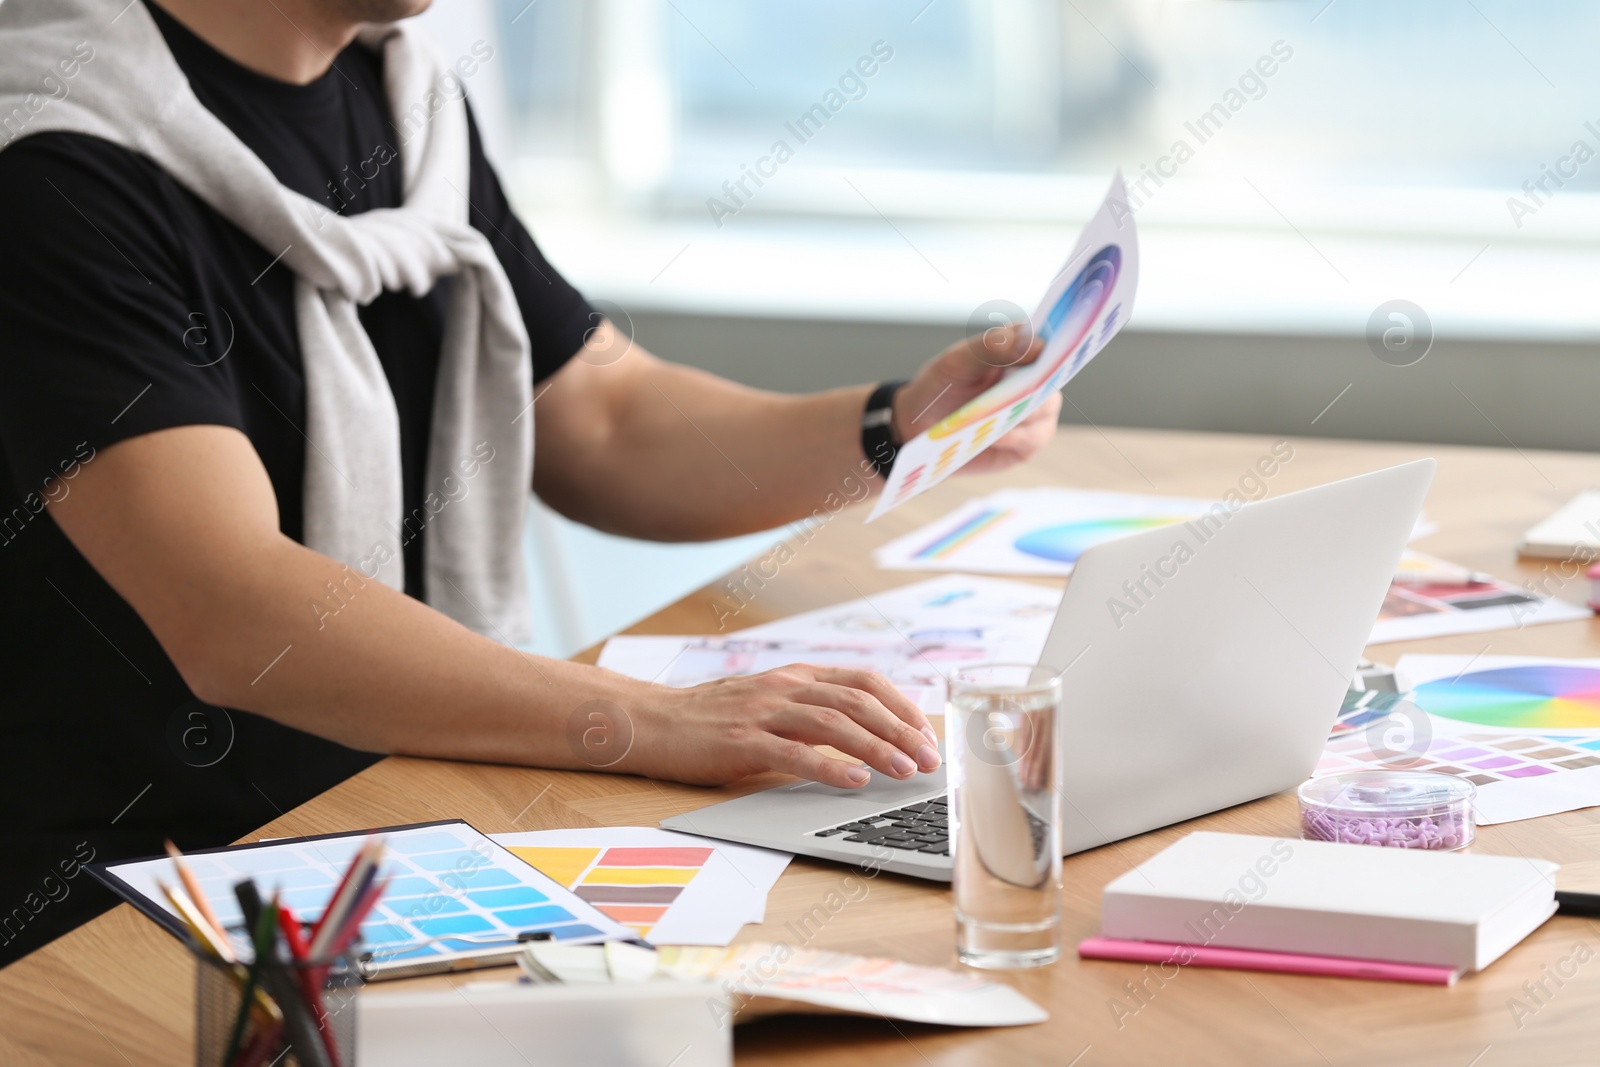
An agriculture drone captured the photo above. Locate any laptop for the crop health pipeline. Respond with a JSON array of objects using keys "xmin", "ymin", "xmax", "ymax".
[{"xmin": 661, "ymin": 459, "xmax": 1435, "ymax": 881}]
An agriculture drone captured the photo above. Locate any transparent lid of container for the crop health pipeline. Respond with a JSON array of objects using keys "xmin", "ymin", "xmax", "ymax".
[{"xmin": 1297, "ymin": 770, "xmax": 1476, "ymax": 818}]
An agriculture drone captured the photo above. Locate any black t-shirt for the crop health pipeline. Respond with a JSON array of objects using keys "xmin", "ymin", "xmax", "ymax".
[{"xmin": 0, "ymin": 4, "xmax": 590, "ymax": 966}]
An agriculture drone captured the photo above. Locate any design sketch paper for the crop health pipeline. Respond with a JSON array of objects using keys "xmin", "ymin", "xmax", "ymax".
[{"xmin": 596, "ymin": 576, "xmax": 1061, "ymax": 716}]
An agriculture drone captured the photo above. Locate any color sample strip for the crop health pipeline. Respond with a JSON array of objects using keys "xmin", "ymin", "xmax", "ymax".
[
  {"xmin": 966, "ymin": 417, "xmax": 998, "ymax": 454},
  {"xmin": 594, "ymin": 848, "xmax": 713, "ymax": 867},
  {"xmin": 912, "ymin": 507, "xmax": 1012, "ymax": 561},
  {"xmin": 594, "ymin": 904, "xmax": 671, "ymax": 924},
  {"xmin": 510, "ymin": 847, "xmax": 600, "ymax": 889},
  {"xmin": 580, "ymin": 867, "xmax": 699, "ymax": 887},
  {"xmin": 574, "ymin": 885, "xmax": 683, "ymax": 904},
  {"xmin": 892, "ymin": 464, "xmax": 925, "ymax": 503}
]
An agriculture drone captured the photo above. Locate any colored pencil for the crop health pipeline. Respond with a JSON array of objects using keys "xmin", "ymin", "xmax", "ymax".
[
  {"xmin": 279, "ymin": 899, "xmax": 344, "ymax": 1067},
  {"xmin": 158, "ymin": 879, "xmax": 236, "ymax": 965},
  {"xmin": 223, "ymin": 886, "xmax": 279, "ymax": 1067},
  {"xmin": 308, "ymin": 837, "xmax": 371, "ymax": 945},
  {"xmin": 233, "ymin": 1021, "xmax": 285, "ymax": 1067},
  {"xmin": 164, "ymin": 840, "xmax": 226, "ymax": 941},
  {"xmin": 310, "ymin": 837, "xmax": 385, "ymax": 957},
  {"xmin": 327, "ymin": 877, "xmax": 385, "ymax": 960}
]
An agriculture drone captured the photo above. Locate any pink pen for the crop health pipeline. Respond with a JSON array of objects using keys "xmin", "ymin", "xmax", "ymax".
[{"xmin": 1077, "ymin": 937, "xmax": 1461, "ymax": 986}]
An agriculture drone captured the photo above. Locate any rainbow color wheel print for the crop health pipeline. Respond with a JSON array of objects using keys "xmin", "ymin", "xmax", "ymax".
[
  {"xmin": 1012, "ymin": 515, "xmax": 1188, "ymax": 564},
  {"xmin": 927, "ymin": 244, "xmax": 1122, "ymax": 440},
  {"xmin": 1412, "ymin": 665, "xmax": 1600, "ymax": 730}
]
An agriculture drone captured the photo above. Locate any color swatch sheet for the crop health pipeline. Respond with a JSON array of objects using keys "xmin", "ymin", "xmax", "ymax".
[
  {"xmin": 866, "ymin": 173, "xmax": 1138, "ymax": 521},
  {"xmin": 1315, "ymin": 655, "xmax": 1600, "ymax": 824},
  {"xmin": 873, "ymin": 487, "xmax": 1209, "ymax": 576},
  {"xmin": 494, "ymin": 828, "xmax": 790, "ymax": 946},
  {"xmin": 657, "ymin": 943, "xmax": 1047, "ymax": 1026},
  {"xmin": 93, "ymin": 821, "xmax": 634, "ymax": 974},
  {"xmin": 596, "ymin": 636, "xmax": 972, "ymax": 721},
  {"xmin": 1374, "ymin": 551, "xmax": 1589, "ymax": 643},
  {"xmin": 874, "ymin": 489, "xmax": 1585, "ymax": 645},
  {"xmin": 738, "ymin": 573, "xmax": 1060, "ymax": 652},
  {"xmin": 597, "ymin": 575, "xmax": 1061, "ymax": 715}
]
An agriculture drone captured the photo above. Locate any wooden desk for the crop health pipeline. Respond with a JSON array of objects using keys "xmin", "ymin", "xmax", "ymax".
[{"xmin": 6, "ymin": 427, "xmax": 1600, "ymax": 1067}]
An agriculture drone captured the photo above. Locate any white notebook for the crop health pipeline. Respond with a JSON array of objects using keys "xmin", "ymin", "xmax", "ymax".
[
  {"xmin": 1519, "ymin": 490, "xmax": 1600, "ymax": 558},
  {"xmin": 1101, "ymin": 832, "xmax": 1557, "ymax": 972}
]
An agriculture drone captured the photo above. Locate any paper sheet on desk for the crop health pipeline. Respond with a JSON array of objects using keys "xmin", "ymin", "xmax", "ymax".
[
  {"xmin": 872, "ymin": 489, "xmax": 1580, "ymax": 645},
  {"xmin": 1368, "ymin": 551, "xmax": 1590, "ymax": 644},
  {"xmin": 873, "ymin": 487, "xmax": 1211, "ymax": 576},
  {"xmin": 658, "ymin": 943, "xmax": 1048, "ymax": 1026},
  {"xmin": 494, "ymin": 828, "xmax": 790, "ymax": 946},
  {"xmin": 866, "ymin": 172, "xmax": 1139, "ymax": 521},
  {"xmin": 91, "ymin": 820, "xmax": 636, "ymax": 974},
  {"xmin": 597, "ymin": 576, "xmax": 1061, "ymax": 715},
  {"xmin": 598, "ymin": 635, "xmax": 954, "ymax": 720},
  {"xmin": 875, "ymin": 487, "xmax": 1437, "ymax": 580},
  {"xmin": 1319, "ymin": 655, "xmax": 1600, "ymax": 824}
]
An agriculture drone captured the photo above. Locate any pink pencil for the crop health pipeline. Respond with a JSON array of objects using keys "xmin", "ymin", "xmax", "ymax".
[{"xmin": 1077, "ymin": 937, "xmax": 1460, "ymax": 986}]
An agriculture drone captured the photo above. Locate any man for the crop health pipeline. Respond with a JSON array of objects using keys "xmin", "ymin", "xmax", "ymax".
[{"xmin": 0, "ymin": 0, "xmax": 1059, "ymax": 965}]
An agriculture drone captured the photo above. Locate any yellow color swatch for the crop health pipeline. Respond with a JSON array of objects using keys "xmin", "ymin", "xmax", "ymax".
[
  {"xmin": 580, "ymin": 867, "xmax": 699, "ymax": 886},
  {"xmin": 508, "ymin": 846, "xmax": 599, "ymax": 889}
]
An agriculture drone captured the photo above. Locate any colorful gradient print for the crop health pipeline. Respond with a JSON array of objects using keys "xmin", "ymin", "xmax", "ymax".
[
  {"xmin": 1010, "ymin": 514, "xmax": 1189, "ymax": 564},
  {"xmin": 1412, "ymin": 665, "xmax": 1600, "ymax": 730},
  {"xmin": 927, "ymin": 244, "xmax": 1122, "ymax": 441}
]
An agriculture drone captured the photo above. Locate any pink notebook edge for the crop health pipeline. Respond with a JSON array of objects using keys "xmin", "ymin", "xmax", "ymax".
[{"xmin": 1077, "ymin": 936, "xmax": 1461, "ymax": 986}]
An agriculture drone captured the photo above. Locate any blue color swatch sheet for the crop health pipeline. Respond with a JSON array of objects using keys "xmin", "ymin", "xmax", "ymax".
[{"xmin": 96, "ymin": 820, "xmax": 635, "ymax": 970}]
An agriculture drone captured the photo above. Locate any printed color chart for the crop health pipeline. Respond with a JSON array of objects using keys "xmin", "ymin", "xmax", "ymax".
[
  {"xmin": 1011, "ymin": 514, "xmax": 1190, "ymax": 564},
  {"xmin": 873, "ymin": 488, "xmax": 1210, "ymax": 576},
  {"xmin": 867, "ymin": 172, "xmax": 1138, "ymax": 521},
  {"xmin": 92, "ymin": 821, "xmax": 633, "ymax": 975},
  {"xmin": 1369, "ymin": 556, "xmax": 1589, "ymax": 644},
  {"xmin": 509, "ymin": 845, "xmax": 712, "ymax": 939},
  {"xmin": 497, "ymin": 827, "xmax": 792, "ymax": 946},
  {"xmin": 1313, "ymin": 655, "xmax": 1600, "ymax": 824},
  {"xmin": 1411, "ymin": 665, "xmax": 1600, "ymax": 730},
  {"xmin": 1320, "ymin": 690, "xmax": 1600, "ymax": 786},
  {"xmin": 596, "ymin": 578, "xmax": 1062, "ymax": 724}
]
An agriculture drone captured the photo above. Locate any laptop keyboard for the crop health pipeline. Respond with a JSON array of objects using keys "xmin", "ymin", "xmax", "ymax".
[{"xmin": 810, "ymin": 797, "xmax": 949, "ymax": 856}]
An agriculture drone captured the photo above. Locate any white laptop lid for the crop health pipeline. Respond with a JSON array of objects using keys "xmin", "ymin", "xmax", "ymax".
[{"xmin": 1040, "ymin": 459, "xmax": 1435, "ymax": 853}]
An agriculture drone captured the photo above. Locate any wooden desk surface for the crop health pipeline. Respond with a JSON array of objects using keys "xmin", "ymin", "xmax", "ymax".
[{"xmin": 7, "ymin": 427, "xmax": 1600, "ymax": 1067}]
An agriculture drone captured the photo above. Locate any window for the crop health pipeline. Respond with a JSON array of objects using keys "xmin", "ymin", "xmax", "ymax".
[{"xmin": 487, "ymin": 1, "xmax": 1600, "ymax": 335}]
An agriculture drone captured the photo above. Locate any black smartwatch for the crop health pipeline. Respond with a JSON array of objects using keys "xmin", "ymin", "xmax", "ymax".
[{"xmin": 861, "ymin": 380, "xmax": 907, "ymax": 477}]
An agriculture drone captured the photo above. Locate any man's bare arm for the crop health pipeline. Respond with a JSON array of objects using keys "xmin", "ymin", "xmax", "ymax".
[
  {"xmin": 533, "ymin": 322, "xmax": 1058, "ymax": 541},
  {"xmin": 46, "ymin": 425, "xmax": 941, "ymax": 787}
]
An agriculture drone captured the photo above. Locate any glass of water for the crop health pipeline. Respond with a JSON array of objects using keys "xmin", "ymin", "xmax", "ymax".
[{"xmin": 948, "ymin": 663, "xmax": 1062, "ymax": 969}]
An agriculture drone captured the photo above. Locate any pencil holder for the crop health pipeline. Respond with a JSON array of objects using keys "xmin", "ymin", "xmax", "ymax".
[{"xmin": 194, "ymin": 949, "xmax": 363, "ymax": 1067}]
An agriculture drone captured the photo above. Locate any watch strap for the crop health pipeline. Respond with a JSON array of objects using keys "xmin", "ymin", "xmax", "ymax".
[{"xmin": 861, "ymin": 379, "xmax": 908, "ymax": 477}]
